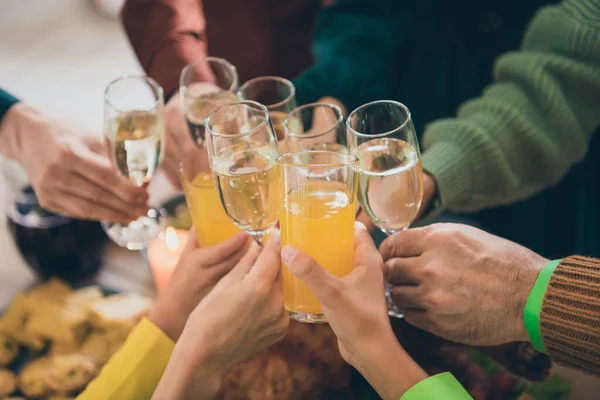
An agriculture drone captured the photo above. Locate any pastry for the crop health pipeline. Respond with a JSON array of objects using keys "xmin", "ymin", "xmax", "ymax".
[
  {"xmin": 0, "ymin": 294, "xmax": 45, "ymax": 352},
  {"xmin": 18, "ymin": 357, "xmax": 49, "ymax": 398},
  {"xmin": 79, "ymin": 332, "xmax": 109, "ymax": 364},
  {"xmin": 44, "ymin": 354, "xmax": 99, "ymax": 393},
  {"xmin": 0, "ymin": 334, "xmax": 19, "ymax": 366},
  {"xmin": 0, "ymin": 368, "xmax": 17, "ymax": 397},
  {"xmin": 88, "ymin": 293, "xmax": 152, "ymax": 331}
]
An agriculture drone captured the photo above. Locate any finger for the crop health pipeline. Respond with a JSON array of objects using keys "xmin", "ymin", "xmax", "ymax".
[
  {"xmin": 247, "ymin": 230, "xmax": 281, "ymax": 282},
  {"xmin": 74, "ymin": 148, "xmax": 148, "ymax": 207},
  {"xmin": 180, "ymin": 227, "xmax": 199, "ymax": 259},
  {"xmin": 390, "ymin": 285, "xmax": 426, "ymax": 309},
  {"xmin": 199, "ymin": 232, "xmax": 250, "ymax": 265},
  {"xmin": 58, "ymin": 173, "xmax": 144, "ymax": 219},
  {"xmin": 353, "ymin": 222, "xmax": 383, "ymax": 271},
  {"xmin": 281, "ymin": 244, "xmax": 341, "ymax": 304},
  {"xmin": 46, "ymin": 192, "xmax": 135, "ymax": 223},
  {"xmin": 226, "ymin": 240, "xmax": 261, "ymax": 281},
  {"xmin": 379, "ymin": 228, "xmax": 426, "ymax": 260},
  {"xmin": 386, "ymin": 257, "xmax": 422, "ymax": 285},
  {"xmin": 356, "ymin": 209, "xmax": 377, "ymax": 233}
]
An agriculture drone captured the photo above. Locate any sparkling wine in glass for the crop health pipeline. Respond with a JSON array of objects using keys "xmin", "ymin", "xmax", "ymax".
[
  {"xmin": 206, "ymin": 101, "xmax": 280, "ymax": 245},
  {"xmin": 347, "ymin": 100, "xmax": 424, "ymax": 318},
  {"xmin": 237, "ymin": 76, "xmax": 296, "ymax": 143},
  {"xmin": 102, "ymin": 75, "xmax": 167, "ymax": 250}
]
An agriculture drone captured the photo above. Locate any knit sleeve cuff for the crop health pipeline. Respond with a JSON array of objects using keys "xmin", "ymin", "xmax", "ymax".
[
  {"xmin": 524, "ymin": 260, "xmax": 561, "ymax": 353},
  {"xmin": 401, "ymin": 372, "xmax": 471, "ymax": 400},
  {"xmin": 0, "ymin": 89, "xmax": 20, "ymax": 123},
  {"xmin": 420, "ymin": 142, "xmax": 474, "ymax": 219}
]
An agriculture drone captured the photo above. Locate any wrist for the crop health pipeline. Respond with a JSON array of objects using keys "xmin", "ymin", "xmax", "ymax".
[
  {"xmin": 514, "ymin": 255, "xmax": 551, "ymax": 343},
  {"xmin": 148, "ymin": 298, "xmax": 186, "ymax": 342},
  {"xmin": 0, "ymin": 102, "xmax": 34, "ymax": 162},
  {"xmin": 177, "ymin": 327, "xmax": 224, "ymax": 397},
  {"xmin": 351, "ymin": 334, "xmax": 428, "ymax": 400}
]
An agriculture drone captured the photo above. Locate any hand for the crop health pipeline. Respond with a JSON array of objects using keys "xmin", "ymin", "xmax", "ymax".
[
  {"xmin": 0, "ymin": 103, "xmax": 148, "ymax": 222},
  {"xmin": 282, "ymin": 223, "xmax": 427, "ymax": 400},
  {"xmin": 380, "ymin": 223, "xmax": 549, "ymax": 346},
  {"xmin": 148, "ymin": 229, "xmax": 252, "ymax": 341},
  {"xmin": 153, "ymin": 232, "xmax": 289, "ymax": 400}
]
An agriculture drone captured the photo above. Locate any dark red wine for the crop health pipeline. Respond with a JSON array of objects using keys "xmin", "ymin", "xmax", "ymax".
[{"xmin": 6, "ymin": 187, "xmax": 106, "ymax": 283}]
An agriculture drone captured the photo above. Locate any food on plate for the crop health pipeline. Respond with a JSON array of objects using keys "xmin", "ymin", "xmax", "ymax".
[
  {"xmin": 18, "ymin": 357, "xmax": 49, "ymax": 398},
  {"xmin": 0, "ymin": 335, "xmax": 19, "ymax": 366},
  {"xmin": 0, "ymin": 279, "xmax": 153, "ymax": 398},
  {"xmin": 44, "ymin": 354, "xmax": 99, "ymax": 394},
  {"xmin": 0, "ymin": 368, "xmax": 17, "ymax": 397}
]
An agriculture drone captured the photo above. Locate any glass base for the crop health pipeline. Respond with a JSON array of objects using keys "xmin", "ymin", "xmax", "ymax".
[
  {"xmin": 385, "ymin": 283, "xmax": 404, "ymax": 319},
  {"xmin": 287, "ymin": 309, "xmax": 329, "ymax": 323},
  {"xmin": 102, "ymin": 208, "xmax": 167, "ymax": 250}
]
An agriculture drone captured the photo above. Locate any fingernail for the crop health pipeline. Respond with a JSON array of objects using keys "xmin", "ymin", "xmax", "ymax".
[
  {"xmin": 281, "ymin": 245, "xmax": 298, "ymax": 264},
  {"xmin": 354, "ymin": 221, "xmax": 366, "ymax": 230}
]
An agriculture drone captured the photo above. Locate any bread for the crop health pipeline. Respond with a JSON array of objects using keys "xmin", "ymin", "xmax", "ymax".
[
  {"xmin": 44, "ymin": 354, "xmax": 99, "ymax": 394},
  {"xmin": 0, "ymin": 335, "xmax": 19, "ymax": 366},
  {"xmin": 0, "ymin": 368, "xmax": 17, "ymax": 397},
  {"xmin": 0, "ymin": 294, "xmax": 45, "ymax": 352},
  {"xmin": 18, "ymin": 357, "xmax": 49, "ymax": 398},
  {"xmin": 88, "ymin": 293, "xmax": 152, "ymax": 331}
]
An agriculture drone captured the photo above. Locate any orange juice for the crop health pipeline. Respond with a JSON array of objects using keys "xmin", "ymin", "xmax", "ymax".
[
  {"xmin": 280, "ymin": 180, "xmax": 355, "ymax": 316},
  {"xmin": 182, "ymin": 171, "xmax": 241, "ymax": 247}
]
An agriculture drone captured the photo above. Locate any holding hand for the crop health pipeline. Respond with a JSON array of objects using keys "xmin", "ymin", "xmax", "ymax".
[
  {"xmin": 153, "ymin": 232, "xmax": 289, "ymax": 400},
  {"xmin": 0, "ymin": 104, "xmax": 148, "ymax": 222},
  {"xmin": 380, "ymin": 223, "xmax": 548, "ymax": 346},
  {"xmin": 148, "ymin": 229, "xmax": 252, "ymax": 341},
  {"xmin": 283, "ymin": 223, "xmax": 428, "ymax": 400}
]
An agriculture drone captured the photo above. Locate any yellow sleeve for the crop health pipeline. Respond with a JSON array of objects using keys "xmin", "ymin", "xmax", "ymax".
[{"xmin": 77, "ymin": 317, "xmax": 175, "ymax": 400}]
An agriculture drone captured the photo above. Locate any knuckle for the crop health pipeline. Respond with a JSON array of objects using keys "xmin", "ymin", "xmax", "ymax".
[
  {"xmin": 423, "ymin": 290, "xmax": 443, "ymax": 309},
  {"xmin": 421, "ymin": 265, "xmax": 438, "ymax": 280}
]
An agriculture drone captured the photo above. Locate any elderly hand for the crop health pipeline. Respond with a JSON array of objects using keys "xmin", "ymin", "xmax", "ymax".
[
  {"xmin": 380, "ymin": 223, "xmax": 549, "ymax": 346},
  {"xmin": 148, "ymin": 229, "xmax": 252, "ymax": 341},
  {"xmin": 0, "ymin": 103, "xmax": 148, "ymax": 222},
  {"xmin": 152, "ymin": 232, "xmax": 289, "ymax": 400},
  {"xmin": 282, "ymin": 223, "xmax": 428, "ymax": 400}
]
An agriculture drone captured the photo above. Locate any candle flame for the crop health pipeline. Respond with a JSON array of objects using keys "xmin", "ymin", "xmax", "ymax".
[{"xmin": 165, "ymin": 227, "xmax": 179, "ymax": 251}]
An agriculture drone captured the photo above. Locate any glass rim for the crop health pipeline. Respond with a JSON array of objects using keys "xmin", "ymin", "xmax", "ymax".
[
  {"xmin": 205, "ymin": 100, "xmax": 270, "ymax": 139},
  {"xmin": 104, "ymin": 74, "xmax": 164, "ymax": 112},
  {"xmin": 237, "ymin": 76, "xmax": 296, "ymax": 110},
  {"xmin": 180, "ymin": 56, "xmax": 239, "ymax": 94},
  {"xmin": 276, "ymin": 150, "xmax": 358, "ymax": 168},
  {"xmin": 284, "ymin": 103, "xmax": 344, "ymax": 139},
  {"xmin": 346, "ymin": 100, "xmax": 412, "ymax": 139}
]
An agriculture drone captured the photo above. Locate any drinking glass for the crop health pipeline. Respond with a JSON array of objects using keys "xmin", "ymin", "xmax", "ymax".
[
  {"xmin": 180, "ymin": 57, "xmax": 239, "ymax": 147},
  {"xmin": 346, "ymin": 100, "xmax": 423, "ymax": 318},
  {"xmin": 102, "ymin": 75, "xmax": 167, "ymax": 250},
  {"xmin": 284, "ymin": 103, "xmax": 348, "ymax": 154},
  {"xmin": 237, "ymin": 76, "xmax": 296, "ymax": 142},
  {"xmin": 206, "ymin": 101, "xmax": 280, "ymax": 245},
  {"xmin": 278, "ymin": 150, "xmax": 358, "ymax": 323}
]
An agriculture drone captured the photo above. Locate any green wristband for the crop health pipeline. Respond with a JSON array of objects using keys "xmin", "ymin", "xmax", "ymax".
[
  {"xmin": 401, "ymin": 372, "xmax": 472, "ymax": 400},
  {"xmin": 524, "ymin": 259, "xmax": 561, "ymax": 353}
]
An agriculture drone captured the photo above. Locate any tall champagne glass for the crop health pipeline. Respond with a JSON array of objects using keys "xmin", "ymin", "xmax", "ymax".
[
  {"xmin": 284, "ymin": 103, "xmax": 348, "ymax": 154},
  {"xmin": 347, "ymin": 100, "xmax": 424, "ymax": 318},
  {"xmin": 102, "ymin": 75, "xmax": 167, "ymax": 250},
  {"xmin": 206, "ymin": 101, "xmax": 280, "ymax": 245}
]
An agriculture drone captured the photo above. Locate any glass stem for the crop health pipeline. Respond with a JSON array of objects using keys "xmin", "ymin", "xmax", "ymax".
[{"xmin": 249, "ymin": 229, "xmax": 270, "ymax": 246}]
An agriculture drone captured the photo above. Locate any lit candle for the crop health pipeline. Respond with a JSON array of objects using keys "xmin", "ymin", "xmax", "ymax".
[{"xmin": 147, "ymin": 227, "xmax": 189, "ymax": 295}]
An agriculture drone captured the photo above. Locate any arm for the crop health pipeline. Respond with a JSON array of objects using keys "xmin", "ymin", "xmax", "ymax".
[
  {"xmin": 526, "ymin": 256, "xmax": 600, "ymax": 377},
  {"xmin": 293, "ymin": 0, "xmax": 417, "ymax": 111},
  {"xmin": 421, "ymin": 0, "xmax": 600, "ymax": 214},
  {"xmin": 0, "ymin": 89, "xmax": 19, "ymax": 126},
  {"xmin": 121, "ymin": 0, "xmax": 209, "ymax": 97}
]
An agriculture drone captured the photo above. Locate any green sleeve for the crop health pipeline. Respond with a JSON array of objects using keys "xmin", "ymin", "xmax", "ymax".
[
  {"xmin": 421, "ymin": 0, "xmax": 600, "ymax": 215},
  {"xmin": 293, "ymin": 0, "xmax": 416, "ymax": 111},
  {"xmin": 0, "ymin": 89, "xmax": 20, "ymax": 123},
  {"xmin": 401, "ymin": 372, "xmax": 472, "ymax": 400},
  {"xmin": 524, "ymin": 259, "xmax": 561, "ymax": 353}
]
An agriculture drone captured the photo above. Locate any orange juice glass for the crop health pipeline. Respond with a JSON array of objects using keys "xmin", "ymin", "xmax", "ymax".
[{"xmin": 278, "ymin": 151, "xmax": 358, "ymax": 323}]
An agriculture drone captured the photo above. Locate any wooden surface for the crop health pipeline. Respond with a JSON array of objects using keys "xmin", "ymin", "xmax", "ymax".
[{"xmin": 0, "ymin": 1, "xmax": 598, "ymax": 398}]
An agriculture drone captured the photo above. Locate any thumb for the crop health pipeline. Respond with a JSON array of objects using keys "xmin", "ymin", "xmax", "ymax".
[{"xmin": 281, "ymin": 245, "xmax": 340, "ymax": 304}]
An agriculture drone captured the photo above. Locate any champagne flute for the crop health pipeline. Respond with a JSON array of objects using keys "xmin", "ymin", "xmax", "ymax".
[
  {"xmin": 278, "ymin": 150, "xmax": 358, "ymax": 323},
  {"xmin": 284, "ymin": 103, "xmax": 348, "ymax": 153},
  {"xmin": 237, "ymin": 76, "xmax": 296, "ymax": 142},
  {"xmin": 180, "ymin": 57, "xmax": 242, "ymax": 246},
  {"xmin": 346, "ymin": 100, "xmax": 424, "ymax": 318},
  {"xmin": 206, "ymin": 101, "xmax": 280, "ymax": 245},
  {"xmin": 102, "ymin": 75, "xmax": 167, "ymax": 250},
  {"xmin": 180, "ymin": 57, "xmax": 239, "ymax": 147}
]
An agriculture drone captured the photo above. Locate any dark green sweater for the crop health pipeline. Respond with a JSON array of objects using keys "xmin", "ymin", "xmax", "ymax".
[{"xmin": 294, "ymin": 0, "xmax": 600, "ymax": 258}]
